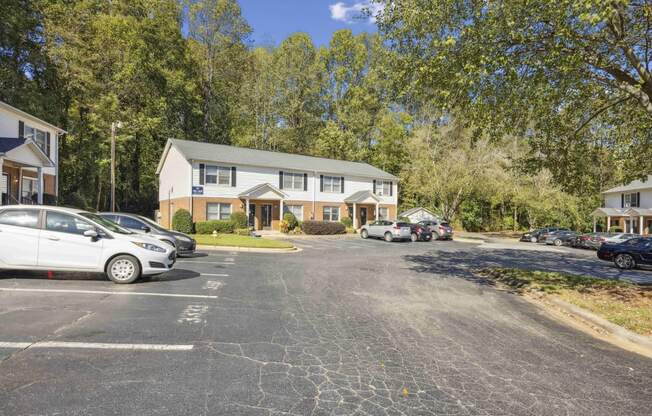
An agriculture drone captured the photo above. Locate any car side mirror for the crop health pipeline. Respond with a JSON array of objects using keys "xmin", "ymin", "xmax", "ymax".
[
  {"xmin": 83, "ymin": 229, "xmax": 99, "ymax": 238},
  {"xmin": 141, "ymin": 225, "xmax": 151, "ymax": 233}
]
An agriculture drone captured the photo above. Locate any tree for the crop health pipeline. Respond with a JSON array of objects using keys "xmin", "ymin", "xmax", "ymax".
[{"xmin": 377, "ymin": 0, "xmax": 652, "ymax": 182}]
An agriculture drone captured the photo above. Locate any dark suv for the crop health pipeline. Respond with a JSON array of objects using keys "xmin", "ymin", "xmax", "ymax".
[{"xmin": 99, "ymin": 212, "xmax": 196, "ymax": 256}]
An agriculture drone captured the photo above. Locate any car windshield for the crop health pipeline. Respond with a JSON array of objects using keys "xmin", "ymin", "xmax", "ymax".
[
  {"xmin": 138, "ymin": 215, "xmax": 167, "ymax": 232},
  {"xmin": 396, "ymin": 222, "xmax": 410, "ymax": 227},
  {"xmin": 80, "ymin": 212, "xmax": 133, "ymax": 234}
]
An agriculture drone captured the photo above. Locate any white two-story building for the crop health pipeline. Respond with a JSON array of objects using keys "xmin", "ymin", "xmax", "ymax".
[
  {"xmin": 592, "ymin": 175, "xmax": 652, "ymax": 234},
  {"xmin": 0, "ymin": 101, "xmax": 64, "ymax": 206},
  {"xmin": 156, "ymin": 139, "xmax": 398, "ymax": 230}
]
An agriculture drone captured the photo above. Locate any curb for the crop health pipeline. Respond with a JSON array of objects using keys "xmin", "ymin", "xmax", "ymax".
[
  {"xmin": 545, "ymin": 297, "xmax": 652, "ymax": 354},
  {"xmin": 196, "ymin": 245, "xmax": 300, "ymax": 254}
]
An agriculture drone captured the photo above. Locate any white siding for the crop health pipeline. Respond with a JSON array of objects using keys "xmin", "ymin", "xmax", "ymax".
[
  {"xmin": 159, "ymin": 146, "xmax": 192, "ymax": 200},
  {"xmin": 190, "ymin": 161, "xmax": 398, "ymax": 204},
  {"xmin": 604, "ymin": 190, "xmax": 652, "ymax": 209}
]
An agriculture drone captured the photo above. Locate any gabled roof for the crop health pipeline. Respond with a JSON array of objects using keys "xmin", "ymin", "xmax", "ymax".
[
  {"xmin": 591, "ymin": 208, "xmax": 627, "ymax": 217},
  {"xmin": 157, "ymin": 138, "xmax": 398, "ymax": 180},
  {"xmin": 399, "ymin": 207, "xmax": 437, "ymax": 217},
  {"xmin": 0, "ymin": 137, "xmax": 54, "ymax": 167},
  {"xmin": 0, "ymin": 101, "xmax": 66, "ymax": 133},
  {"xmin": 238, "ymin": 183, "xmax": 288, "ymax": 199},
  {"xmin": 603, "ymin": 176, "xmax": 652, "ymax": 193},
  {"xmin": 344, "ymin": 190, "xmax": 381, "ymax": 204}
]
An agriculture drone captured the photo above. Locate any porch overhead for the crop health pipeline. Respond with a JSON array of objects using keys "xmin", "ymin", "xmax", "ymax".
[
  {"xmin": 344, "ymin": 190, "xmax": 380, "ymax": 204},
  {"xmin": 0, "ymin": 137, "xmax": 54, "ymax": 168},
  {"xmin": 238, "ymin": 183, "xmax": 288, "ymax": 200},
  {"xmin": 624, "ymin": 207, "xmax": 652, "ymax": 217},
  {"xmin": 590, "ymin": 207, "xmax": 626, "ymax": 217}
]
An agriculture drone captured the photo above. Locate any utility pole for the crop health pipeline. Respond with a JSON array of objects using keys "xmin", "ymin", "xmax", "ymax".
[{"xmin": 110, "ymin": 121, "xmax": 122, "ymax": 212}]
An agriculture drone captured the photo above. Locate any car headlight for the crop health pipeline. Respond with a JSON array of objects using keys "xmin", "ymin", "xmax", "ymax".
[
  {"xmin": 132, "ymin": 241, "xmax": 166, "ymax": 252},
  {"xmin": 176, "ymin": 235, "xmax": 192, "ymax": 243}
]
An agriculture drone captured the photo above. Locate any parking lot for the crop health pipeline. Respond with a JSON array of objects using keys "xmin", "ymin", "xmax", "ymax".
[{"xmin": 1, "ymin": 238, "xmax": 651, "ymax": 415}]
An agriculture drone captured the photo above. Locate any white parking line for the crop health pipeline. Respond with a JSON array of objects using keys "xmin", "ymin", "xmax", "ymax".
[
  {"xmin": 0, "ymin": 341, "xmax": 193, "ymax": 351},
  {"xmin": 201, "ymin": 273, "xmax": 229, "ymax": 277},
  {"xmin": 0, "ymin": 288, "xmax": 218, "ymax": 299},
  {"xmin": 176, "ymin": 260, "xmax": 234, "ymax": 265}
]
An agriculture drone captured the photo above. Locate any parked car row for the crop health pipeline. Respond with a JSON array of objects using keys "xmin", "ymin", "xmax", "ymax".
[
  {"xmin": 0, "ymin": 206, "xmax": 196, "ymax": 284},
  {"xmin": 360, "ymin": 219, "xmax": 453, "ymax": 242}
]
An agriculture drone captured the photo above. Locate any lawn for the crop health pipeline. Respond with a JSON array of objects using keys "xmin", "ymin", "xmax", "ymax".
[
  {"xmin": 477, "ymin": 268, "xmax": 652, "ymax": 336},
  {"xmin": 192, "ymin": 234, "xmax": 294, "ymax": 249}
]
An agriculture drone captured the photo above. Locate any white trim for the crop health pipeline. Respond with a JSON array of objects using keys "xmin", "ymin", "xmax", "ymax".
[
  {"xmin": 0, "ymin": 287, "xmax": 217, "ymax": 299},
  {"xmin": 0, "ymin": 101, "xmax": 66, "ymax": 133},
  {"xmin": 0, "ymin": 341, "xmax": 193, "ymax": 351}
]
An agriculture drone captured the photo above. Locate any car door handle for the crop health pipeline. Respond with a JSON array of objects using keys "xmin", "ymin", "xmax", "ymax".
[{"xmin": 47, "ymin": 236, "xmax": 60, "ymax": 241}]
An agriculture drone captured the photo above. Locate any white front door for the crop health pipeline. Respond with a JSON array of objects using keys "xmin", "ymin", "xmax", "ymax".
[
  {"xmin": 38, "ymin": 211, "xmax": 103, "ymax": 269},
  {"xmin": 0, "ymin": 208, "xmax": 41, "ymax": 266}
]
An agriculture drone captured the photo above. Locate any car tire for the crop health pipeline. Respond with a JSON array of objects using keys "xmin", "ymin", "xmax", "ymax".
[
  {"xmin": 361, "ymin": 229, "xmax": 368, "ymax": 239},
  {"xmin": 106, "ymin": 255, "xmax": 141, "ymax": 284},
  {"xmin": 411, "ymin": 233, "xmax": 418, "ymax": 242},
  {"xmin": 553, "ymin": 239, "xmax": 562, "ymax": 246},
  {"xmin": 530, "ymin": 237, "xmax": 537, "ymax": 243},
  {"xmin": 425, "ymin": 235, "xmax": 432, "ymax": 242},
  {"xmin": 384, "ymin": 232, "xmax": 393, "ymax": 242},
  {"xmin": 614, "ymin": 254, "xmax": 636, "ymax": 270}
]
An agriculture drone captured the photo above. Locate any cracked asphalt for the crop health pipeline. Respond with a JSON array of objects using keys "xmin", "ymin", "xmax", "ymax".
[{"xmin": 0, "ymin": 238, "xmax": 651, "ymax": 415}]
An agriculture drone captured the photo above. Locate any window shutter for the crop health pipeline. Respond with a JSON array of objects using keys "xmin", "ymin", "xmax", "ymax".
[
  {"xmin": 621, "ymin": 193, "xmax": 624, "ymax": 208},
  {"xmin": 373, "ymin": 180, "xmax": 377, "ymax": 194},
  {"xmin": 45, "ymin": 132, "xmax": 51, "ymax": 157},
  {"xmin": 320, "ymin": 175, "xmax": 324, "ymax": 192},
  {"xmin": 637, "ymin": 192, "xmax": 641, "ymax": 207},
  {"xmin": 199, "ymin": 164, "xmax": 205, "ymax": 185},
  {"xmin": 18, "ymin": 121, "xmax": 24, "ymax": 138},
  {"xmin": 303, "ymin": 173, "xmax": 308, "ymax": 191},
  {"xmin": 341, "ymin": 177, "xmax": 344, "ymax": 193},
  {"xmin": 231, "ymin": 167, "xmax": 236, "ymax": 187},
  {"xmin": 279, "ymin": 171, "xmax": 284, "ymax": 189},
  {"xmin": 390, "ymin": 181, "xmax": 393, "ymax": 196}
]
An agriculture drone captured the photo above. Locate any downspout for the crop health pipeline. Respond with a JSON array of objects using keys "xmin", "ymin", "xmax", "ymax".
[
  {"xmin": 312, "ymin": 170, "xmax": 317, "ymax": 220},
  {"xmin": 189, "ymin": 159, "xmax": 194, "ymax": 222}
]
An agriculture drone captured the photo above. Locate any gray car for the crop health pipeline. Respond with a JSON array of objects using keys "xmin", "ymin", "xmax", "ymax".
[
  {"xmin": 99, "ymin": 212, "xmax": 196, "ymax": 256},
  {"xmin": 360, "ymin": 220, "xmax": 412, "ymax": 242},
  {"xmin": 418, "ymin": 219, "xmax": 453, "ymax": 240}
]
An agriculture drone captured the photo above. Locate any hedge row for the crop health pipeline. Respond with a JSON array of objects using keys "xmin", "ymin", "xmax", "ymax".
[
  {"xmin": 195, "ymin": 220, "xmax": 236, "ymax": 234},
  {"xmin": 302, "ymin": 220, "xmax": 346, "ymax": 235}
]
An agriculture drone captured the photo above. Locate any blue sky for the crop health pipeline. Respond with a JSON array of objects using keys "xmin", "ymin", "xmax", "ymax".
[{"xmin": 238, "ymin": 1, "xmax": 381, "ymax": 47}]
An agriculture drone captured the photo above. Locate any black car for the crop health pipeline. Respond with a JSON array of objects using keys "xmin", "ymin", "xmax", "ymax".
[
  {"xmin": 544, "ymin": 230, "xmax": 578, "ymax": 246},
  {"xmin": 409, "ymin": 223, "xmax": 433, "ymax": 242},
  {"xmin": 99, "ymin": 212, "xmax": 196, "ymax": 256},
  {"xmin": 597, "ymin": 237, "xmax": 652, "ymax": 270}
]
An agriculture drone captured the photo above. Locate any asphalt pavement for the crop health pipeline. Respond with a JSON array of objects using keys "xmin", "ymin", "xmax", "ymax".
[{"xmin": 0, "ymin": 239, "xmax": 651, "ymax": 415}]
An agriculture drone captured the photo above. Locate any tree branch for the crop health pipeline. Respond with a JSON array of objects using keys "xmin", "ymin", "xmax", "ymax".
[{"xmin": 573, "ymin": 96, "xmax": 632, "ymax": 136}]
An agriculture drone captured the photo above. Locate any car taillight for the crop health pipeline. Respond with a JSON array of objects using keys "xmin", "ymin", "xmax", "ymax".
[
  {"xmin": 394, "ymin": 225, "xmax": 401, "ymax": 230},
  {"xmin": 439, "ymin": 225, "xmax": 445, "ymax": 230}
]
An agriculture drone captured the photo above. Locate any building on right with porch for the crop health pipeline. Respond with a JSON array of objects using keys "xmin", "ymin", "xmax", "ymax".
[{"xmin": 592, "ymin": 175, "xmax": 652, "ymax": 234}]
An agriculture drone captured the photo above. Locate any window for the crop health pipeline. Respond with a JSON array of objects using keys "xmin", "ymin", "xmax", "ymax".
[
  {"xmin": 207, "ymin": 203, "xmax": 232, "ymax": 220},
  {"xmin": 21, "ymin": 177, "xmax": 37, "ymax": 201},
  {"xmin": 376, "ymin": 180, "xmax": 392, "ymax": 196},
  {"xmin": 24, "ymin": 125, "xmax": 48, "ymax": 155},
  {"xmin": 119, "ymin": 216, "xmax": 148, "ymax": 230},
  {"xmin": 205, "ymin": 166, "xmax": 231, "ymax": 185},
  {"xmin": 323, "ymin": 206, "xmax": 339, "ymax": 222},
  {"xmin": 0, "ymin": 209, "xmax": 39, "ymax": 228},
  {"xmin": 284, "ymin": 205, "xmax": 303, "ymax": 221},
  {"xmin": 378, "ymin": 207, "xmax": 389, "ymax": 220},
  {"xmin": 46, "ymin": 211, "xmax": 94, "ymax": 235},
  {"xmin": 624, "ymin": 193, "xmax": 639, "ymax": 208},
  {"xmin": 323, "ymin": 176, "xmax": 341, "ymax": 193},
  {"xmin": 283, "ymin": 173, "xmax": 305, "ymax": 191}
]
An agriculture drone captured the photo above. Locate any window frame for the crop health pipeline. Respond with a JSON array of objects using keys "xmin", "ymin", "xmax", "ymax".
[
  {"xmin": 24, "ymin": 125, "xmax": 48, "ymax": 155},
  {"xmin": 323, "ymin": 206, "xmax": 340, "ymax": 222},
  {"xmin": 205, "ymin": 165, "xmax": 231, "ymax": 186},
  {"xmin": 378, "ymin": 207, "xmax": 389, "ymax": 220},
  {"xmin": 0, "ymin": 209, "xmax": 40, "ymax": 229},
  {"xmin": 283, "ymin": 204, "xmax": 304, "ymax": 221},
  {"xmin": 21, "ymin": 176, "xmax": 37, "ymax": 200},
  {"xmin": 283, "ymin": 172, "xmax": 305, "ymax": 191},
  {"xmin": 375, "ymin": 180, "xmax": 392, "ymax": 197},
  {"xmin": 45, "ymin": 211, "xmax": 96, "ymax": 236},
  {"xmin": 206, "ymin": 202, "xmax": 232, "ymax": 220},
  {"xmin": 322, "ymin": 176, "xmax": 341, "ymax": 193}
]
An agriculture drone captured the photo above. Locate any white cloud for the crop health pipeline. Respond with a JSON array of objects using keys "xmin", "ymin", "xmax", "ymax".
[{"xmin": 329, "ymin": 2, "xmax": 383, "ymax": 24}]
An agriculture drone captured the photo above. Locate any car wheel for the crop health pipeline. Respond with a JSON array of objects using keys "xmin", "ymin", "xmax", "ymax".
[
  {"xmin": 425, "ymin": 235, "xmax": 432, "ymax": 241},
  {"xmin": 614, "ymin": 254, "xmax": 636, "ymax": 270},
  {"xmin": 530, "ymin": 236, "xmax": 537, "ymax": 243},
  {"xmin": 106, "ymin": 255, "xmax": 141, "ymax": 284},
  {"xmin": 384, "ymin": 232, "xmax": 393, "ymax": 242},
  {"xmin": 553, "ymin": 239, "xmax": 562, "ymax": 246},
  {"xmin": 361, "ymin": 229, "xmax": 368, "ymax": 239},
  {"xmin": 411, "ymin": 233, "xmax": 418, "ymax": 242}
]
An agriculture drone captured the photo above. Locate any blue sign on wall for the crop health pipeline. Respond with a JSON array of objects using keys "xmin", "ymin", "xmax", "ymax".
[{"xmin": 192, "ymin": 186, "xmax": 204, "ymax": 195}]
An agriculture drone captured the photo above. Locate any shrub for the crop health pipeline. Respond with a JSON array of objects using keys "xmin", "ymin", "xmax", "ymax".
[
  {"xmin": 194, "ymin": 220, "xmax": 235, "ymax": 234},
  {"xmin": 340, "ymin": 216, "xmax": 353, "ymax": 227},
  {"xmin": 610, "ymin": 227, "xmax": 623, "ymax": 233},
  {"xmin": 230, "ymin": 211, "xmax": 248, "ymax": 229},
  {"xmin": 302, "ymin": 220, "xmax": 346, "ymax": 235},
  {"xmin": 235, "ymin": 228, "xmax": 252, "ymax": 236},
  {"xmin": 172, "ymin": 209, "xmax": 193, "ymax": 233},
  {"xmin": 279, "ymin": 219, "xmax": 291, "ymax": 233},
  {"xmin": 283, "ymin": 212, "xmax": 298, "ymax": 230}
]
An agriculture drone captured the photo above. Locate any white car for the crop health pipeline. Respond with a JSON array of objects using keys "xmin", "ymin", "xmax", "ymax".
[{"xmin": 0, "ymin": 206, "xmax": 176, "ymax": 284}]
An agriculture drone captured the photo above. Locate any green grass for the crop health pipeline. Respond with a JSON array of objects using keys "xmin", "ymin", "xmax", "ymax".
[
  {"xmin": 192, "ymin": 234, "xmax": 294, "ymax": 249},
  {"xmin": 478, "ymin": 268, "xmax": 652, "ymax": 336}
]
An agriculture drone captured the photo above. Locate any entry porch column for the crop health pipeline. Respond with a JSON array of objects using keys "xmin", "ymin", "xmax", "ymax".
[
  {"xmin": 640, "ymin": 215, "xmax": 644, "ymax": 235},
  {"xmin": 592, "ymin": 216, "xmax": 596, "ymax": 233},
  {"xmin": 630, "ymin": 216, "xmax": 634, "ymax": 234},
  {"xmin": 0, "ymin": 157, "xmax": 3, "ymax": 206},
  {"xmin": 245, "ymin": 198, "xmax": 251, "ymax": 226},
  {"xmin": 607, "ymin": 216, "xmax": 611, "ymax": 231},
  {"xmin": 375, "ymin": 202, "xmax": 379, "ymax": 220},
  {"xmin": 37, "ymin": 167, "xmax": 43, "ymax": 205},
  {"xmin": 279, "ymin": 199, "xmax": 284, "ymax": 220},
  {"xmin": 353, "ymin": 202, "xmax": 357, "ymax": 228}
]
